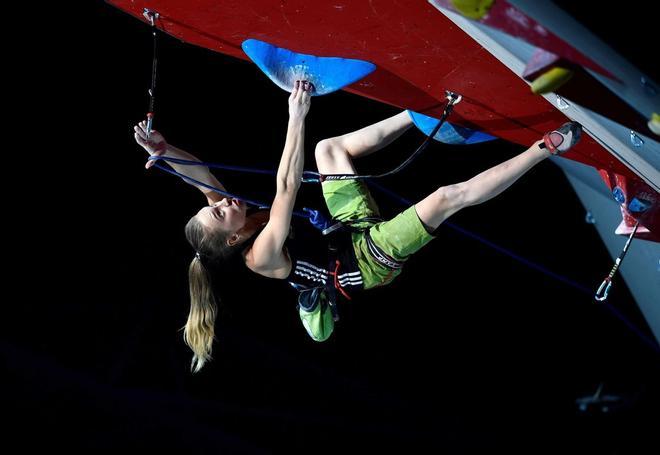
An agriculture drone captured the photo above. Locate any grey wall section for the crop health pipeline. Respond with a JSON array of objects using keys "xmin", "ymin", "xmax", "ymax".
[
  {"xmin": 431, "ymin": 1, "xmax": 660, "ymax": 192},
  {"xmin": 430, "ymin": 1, "xmax": 660, "ymax": 343},
  {"xmin": 509, "ymin": 0, "xmax": 660, "ymax": 119},
  {"xmin": 551, "ymin": 157, "xmax": 660, "ymax": 345}
]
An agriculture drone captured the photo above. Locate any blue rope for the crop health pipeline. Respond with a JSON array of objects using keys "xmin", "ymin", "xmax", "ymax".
[
  {"xmin": 149, "ymin": 156, "xmax": 331, "ymax": 230},
  {"xmin": 149, "ymin": 155, "xmax": 321, "ymax": 181}
]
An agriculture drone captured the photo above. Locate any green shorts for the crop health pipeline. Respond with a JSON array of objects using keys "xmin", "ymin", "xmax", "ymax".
[{"xmin": 322, "ymin": 179, "xmax": 435, "ymax": 289}]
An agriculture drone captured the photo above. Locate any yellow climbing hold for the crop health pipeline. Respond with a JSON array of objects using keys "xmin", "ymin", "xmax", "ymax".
[
  {"xmin": 648, "ymin": 113, "xmax": 660, "ymax": 135},
  {"xmin": 450, "ymin": 0, "xmax": 495, "ymax": 20},
  {"xmin": 530, "ymin": 67, "xmax": 574, "ymax": 95}
]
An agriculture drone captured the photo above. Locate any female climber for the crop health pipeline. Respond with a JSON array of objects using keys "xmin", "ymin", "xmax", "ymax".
[{"xmin": 133, "ymin": 80, "xmax": 581, "ymax": 372}]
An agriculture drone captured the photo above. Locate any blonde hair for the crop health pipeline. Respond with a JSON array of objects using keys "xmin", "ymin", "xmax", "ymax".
[
  {"xmin": 183, "ymin": 216, "xmax": 242, "ymax": 373},
  {"xmin": 184, "ymin": 257, "xmax": 218, "ymax": 373}
]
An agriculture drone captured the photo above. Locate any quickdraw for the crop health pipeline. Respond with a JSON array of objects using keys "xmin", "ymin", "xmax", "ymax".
[
  {"xmin": 143, "ymin": 8, "xmax": 159, "ymax": 138},
  {"xmin": 594, "ymin": 220, "xmax": 639, "ymax": 302}
]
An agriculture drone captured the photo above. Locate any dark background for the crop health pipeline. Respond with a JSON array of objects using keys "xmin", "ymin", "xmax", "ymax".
[{"xmin": 5, "ymin": 1, "xmax": 659, "ymax": 453}]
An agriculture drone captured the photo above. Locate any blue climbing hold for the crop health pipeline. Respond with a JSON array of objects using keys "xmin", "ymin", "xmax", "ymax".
[
  {"xmin": 628, "ymin": 197, "xmax": 651, "ymax": 213},
  {"xmin": 242, "ymin": 39, "xmax": 376, "ymax": 96},
  {"xmin": 612, "ymin": 187, "xmax": 626, "ymax": 204},
  {"xmin": 407, "ymin": 110, "xmax": 496, "ymax": 145}
]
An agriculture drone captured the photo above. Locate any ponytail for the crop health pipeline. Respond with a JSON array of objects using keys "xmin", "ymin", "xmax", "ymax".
[
  {"xmin": 183, "ymin": 256, "xmax": 218, "ymax": 373},
  {"xmin": 183, "ymin": 213, "xmax": 247, "ymax": 373}
]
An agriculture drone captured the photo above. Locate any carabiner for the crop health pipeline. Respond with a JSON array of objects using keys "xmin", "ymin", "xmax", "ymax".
[
  {"xmin": 594, "ymin": 278, "xmax": 612, "ymax": 302},
  {"xmin": 445, "ymin": 90, "xmax": 463, "ymax": 106}
]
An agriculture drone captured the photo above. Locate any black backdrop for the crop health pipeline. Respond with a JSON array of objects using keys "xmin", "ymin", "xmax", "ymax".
[{"xmin": 5, "ymin": 2, "xmax": 659, "ymax": 453}]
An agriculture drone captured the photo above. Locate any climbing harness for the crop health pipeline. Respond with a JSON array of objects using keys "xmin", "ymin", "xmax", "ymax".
[
  {"xmin": 594, "ymin": 220, "xmax": 639, "ymax": 302},
  {"xmin": 364, "ymin": 230, "xmax": 404, "ymax": 270}
]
